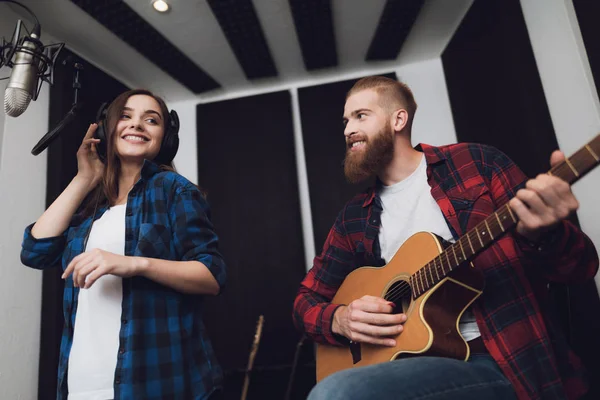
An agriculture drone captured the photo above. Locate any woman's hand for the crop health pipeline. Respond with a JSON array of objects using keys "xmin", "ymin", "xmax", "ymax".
[
  {"xmin": 75, "ymin": 123, "xmax": 104, "ymax": 189},
  {"xmin": 62, "ymin": 249, "xmax": 139, "ymax": 289}
]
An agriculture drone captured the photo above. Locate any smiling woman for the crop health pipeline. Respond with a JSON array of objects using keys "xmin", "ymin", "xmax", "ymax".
[{"xmin": 20, "ymin": 89, "xmax": 227, "ymax": 400}]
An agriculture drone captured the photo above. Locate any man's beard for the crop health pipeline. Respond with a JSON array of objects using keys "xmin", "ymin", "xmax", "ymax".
[{"xmin": 343, "ymin": 124, "xmax": 394, "ymax": 184}]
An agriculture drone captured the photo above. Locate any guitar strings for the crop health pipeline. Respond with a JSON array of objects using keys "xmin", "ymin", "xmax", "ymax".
[
  {"xmin": 382, "ymin": 206, "xmax": 515, "ymax": 303},
  {"xmin": 380, "ymin": 138, "xmax": 600, "ymax": 304}
]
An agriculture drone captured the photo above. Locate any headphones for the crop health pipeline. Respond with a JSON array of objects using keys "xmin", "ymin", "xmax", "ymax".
[{"xmin": 94, "ymin": 101, "xmax": 180, "ymax": 165}]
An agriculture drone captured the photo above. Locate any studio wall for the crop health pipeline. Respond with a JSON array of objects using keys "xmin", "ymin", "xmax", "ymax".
[{"xmin": 196, "ymin": 91, "xmax": 310, "ymax": 399}]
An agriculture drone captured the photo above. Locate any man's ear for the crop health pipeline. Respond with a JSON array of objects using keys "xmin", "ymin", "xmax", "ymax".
[{"xmin": 392, "ymin": 109, "xmax": 408, "ymax": 132}]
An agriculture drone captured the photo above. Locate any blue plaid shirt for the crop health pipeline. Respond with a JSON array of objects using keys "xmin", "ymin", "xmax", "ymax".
[{"xmin": 21, "ymin": 161, "xmax": 227, "ymax": 400}]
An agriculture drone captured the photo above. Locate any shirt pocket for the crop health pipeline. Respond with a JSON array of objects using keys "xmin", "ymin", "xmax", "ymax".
[
  {"xmin": 137, "ymin": 223, "xmax": 172, "ymax": 259},
  {"xmin": 447, "ymin": 183, "xmax": 494, "ymax": 232}
]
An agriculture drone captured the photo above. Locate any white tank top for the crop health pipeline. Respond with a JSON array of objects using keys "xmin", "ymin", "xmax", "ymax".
[{"xmin": 68, "ymin": 204, "xmax": 125, "ymax": 400}]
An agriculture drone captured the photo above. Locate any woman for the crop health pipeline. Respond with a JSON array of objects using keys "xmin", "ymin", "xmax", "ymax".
[{"xmin": 21, "ymin": 89, "xmax": 226, "ymax": 399}]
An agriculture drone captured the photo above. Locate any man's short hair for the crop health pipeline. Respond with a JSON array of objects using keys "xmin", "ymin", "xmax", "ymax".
[{"xmin": 347, "ymin": 76, "xmax": 418, "ymax": 131}]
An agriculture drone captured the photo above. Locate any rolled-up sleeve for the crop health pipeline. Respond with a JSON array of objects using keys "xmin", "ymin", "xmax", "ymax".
[
  {"xmin": 20, "ymin": 223, "xmax": 67, "ymax": 269},
  {"xmin": 170, "ymin": 188, "xmax": 227, "ymax": 292}
]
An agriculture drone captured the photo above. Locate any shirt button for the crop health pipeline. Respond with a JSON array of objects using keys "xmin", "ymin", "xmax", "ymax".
[
  {"xmin": 126, "ymin": 209, "xmax": 133, "ymax": 216},
  {"xmin": 122, "ymin": 319, "xmax": 128, "ymax": 324},
  {"xmin": 119, "ymin": 348, "xmax": 125, "ymax": 355},
  {"xmin": 115, "ymin": 378, "xmax": 121, "ymax": 384}
]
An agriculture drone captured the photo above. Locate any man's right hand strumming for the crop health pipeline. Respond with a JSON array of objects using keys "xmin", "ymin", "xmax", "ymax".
[{"xmin": 332, "ymin": 295, "xmax": 407, "ymax": 347}]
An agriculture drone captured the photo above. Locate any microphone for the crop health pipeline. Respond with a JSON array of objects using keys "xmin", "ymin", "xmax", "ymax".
[
  {"xmin": 0, "ymin": 1, "xmax": 68, "ymax": 155},
  {"xmin": 3, "ymin": 33, "xmax": 42, "ymax": 117},
  {"xmin": 1, "ymin": 1, "xmax": 63, "ymax": 119}
]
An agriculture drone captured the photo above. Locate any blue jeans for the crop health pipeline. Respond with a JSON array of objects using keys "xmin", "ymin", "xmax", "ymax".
[{"xmin": 308, "ymin": 355, "xmax": 516, "ymax": 400}]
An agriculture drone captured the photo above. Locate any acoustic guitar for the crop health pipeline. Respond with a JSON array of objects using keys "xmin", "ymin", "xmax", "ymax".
[{"xmin": 316, "ymin": 134, "xmax": 600, "ymax": 382}]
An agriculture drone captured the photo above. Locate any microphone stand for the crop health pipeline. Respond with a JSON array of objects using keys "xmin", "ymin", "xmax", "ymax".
[{"xmin": 31, "ymin": 59, "xmax": 83, "ymax": 155}]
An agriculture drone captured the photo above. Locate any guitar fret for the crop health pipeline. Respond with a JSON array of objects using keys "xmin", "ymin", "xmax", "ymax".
[
  {"xmin": 427, "ymin": 263, "xmax": 435, "ymax": 285},
  {"xmin": 565, "ymin": 158, "xmax": 580, "ymax": 177},
  {"xmin": 433, "ymin": 259, "xmax": 440, "ymax": 281},
  {"xmin": 466, "ymin": 233, "xmax": 475, "ymax": 253},
  {"xmin": 418, "ymin": 270, "xmax": 425, "ymax": 293},
  {"xmin": 437, "ymin": 256, "xmax": 445, "ymax": 274},
  {"xmin": 415, "ymin": 275, "xmax": 420, "ymax": 296},
  {"xmin": 586, "ymin": 144, "xmax": 599, "ymax": 161},
  {"xmin": 458, "ymin": 239, "xmax": 467, "ymax": 260},
  {"xmin": 506, "ymin": 205, "xmax": 517, "ymax": 223},
  {"xmin": 445, "ymin": 251, "xmax": 452, "ymax": 271},
  {"xmin": 410, "ymin": 275, "xmax": 417, "ymax": 296},
  {"xmin": 452, "ymin": 245, "xmax": 459, "ymax": 265},
  {"xmin": 475, "ymin": 229, "xmax": 485, "ymax": 247},
  {"xmin": 475, "ymin": 227, "xmax": 485, "ymax": 247},
  {"xmin": 495, "ymin": 212, "xmax": 505, "ymax": 232},
  {"xmin": 484, "ymin": 220, "xmax": 494, "ymax": 240}
]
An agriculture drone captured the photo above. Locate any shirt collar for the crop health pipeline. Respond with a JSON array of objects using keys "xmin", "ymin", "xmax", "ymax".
[
  {"xmin": 361, "ymin": 143, "xmax": 445, "ymax": 208},
  {"xmin": 140, "ymin": 159, "xmax": 163, "ymax": 181}
]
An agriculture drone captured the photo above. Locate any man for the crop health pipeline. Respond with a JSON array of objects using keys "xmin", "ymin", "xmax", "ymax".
[{"xmin": 293, "ymin": 76, "xmax": 598, "ymax": 400}]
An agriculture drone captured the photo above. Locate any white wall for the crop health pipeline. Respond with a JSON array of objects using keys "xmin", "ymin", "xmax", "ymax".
[
  {"xmin": 0, "ymin": 67, "xmax": 5, "ymax": 165},
  {"xmin": 0, "ymin": 85, "xmax": 48, "ymax": 400},
  {"xmin": 170, "ymin": 99, "xmax": 198, "ymax": 185},
  {"xmin": 173, "ymin": 57, "xmax": 457, "ymax": 269},
  {"xmin": 520, "ymin": 0, "xmax": 600, "ymax": 288},
  {"xmin": 0, "ymin": 5, "xmax": 50, "ymax": 399},
  {"xmin": 396, "ymin": 58, "xmax": 458, "ymax": 147}
]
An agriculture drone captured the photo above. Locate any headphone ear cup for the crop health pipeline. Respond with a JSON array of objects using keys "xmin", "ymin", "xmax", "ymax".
[
  {"xmin": 95, "ymin": 102, "xmax": 109, "ymax": 163},
  {"xmin": 169, "ymin": 110, "xmax": 180, "ymax": 136},
  {"xmin": 95, "ymin": 123, "xmax": 108, "ymax": 163},
  {"xmin": 155, "ymin": 110, "xmax": 180, "ymax": 164}
]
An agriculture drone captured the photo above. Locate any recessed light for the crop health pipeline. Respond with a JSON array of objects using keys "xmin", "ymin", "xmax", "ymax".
[{"xmin": 152, "ymin": 0, "xmax": 170, "ymax": 13}]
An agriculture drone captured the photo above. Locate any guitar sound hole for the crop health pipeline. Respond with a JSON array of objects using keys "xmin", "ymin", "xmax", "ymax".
[{"xmin": 385, "ymin": 280, "xmax": 412, "ymax": 314}]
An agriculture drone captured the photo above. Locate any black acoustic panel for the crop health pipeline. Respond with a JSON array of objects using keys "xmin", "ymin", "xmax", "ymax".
[
  {"xmin": 442, "ymin": 0, "xmax": 557, "ymax": 178},
  {"xmin": 197, "ymin": 92, "xmax": 308, "ymax": 395},
  {"xmin": 299, "ymin": 72, "xmax": 396, "ymax": 253},
  {"xmin": 366, "ymin": 0, "xmax": 425, "ymax": 60},
  {"xmin": 70, "ymin": 0, "xmax": 220, "ymax": 93},
  {"xmin": 41, "ymin": 48, "xmax": 128, "ymax": 400},
  {"xmin": 289, "ymin": 0, "xmax": 337, "ymax": 70},
  {"xmin": 207, "ymin": 0, "xmax": 277, "ymax": 80},
  {"xmin": 573, "ymin": 0, "xmax": 600, "ymax": 98}
]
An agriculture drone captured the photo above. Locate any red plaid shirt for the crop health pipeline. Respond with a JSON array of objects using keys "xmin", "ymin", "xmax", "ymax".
[{"xmin": 294, "ymin": 143, "xmax": 598, "ymax": 400}]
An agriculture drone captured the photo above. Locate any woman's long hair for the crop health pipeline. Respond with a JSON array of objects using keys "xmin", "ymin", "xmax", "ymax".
[{"xmin": 80, "ymin": 89, "xmax": 175, "ymax": 218}]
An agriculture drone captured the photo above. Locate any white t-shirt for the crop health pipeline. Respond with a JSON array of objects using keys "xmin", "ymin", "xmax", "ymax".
[
  {"xmin": 378, "ymin": 155, "xmax": 480, "ymax": 341},
  {"xmin": 68, "ymin": 204, "xmax": 126, "ymax": 400}
]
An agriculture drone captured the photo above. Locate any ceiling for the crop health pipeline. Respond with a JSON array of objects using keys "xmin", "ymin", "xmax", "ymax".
[{"xmin": 2, "ymin": 0, "xmax": 472, "ymax": 102}]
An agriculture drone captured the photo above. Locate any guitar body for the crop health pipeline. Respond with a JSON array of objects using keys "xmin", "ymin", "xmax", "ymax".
[{"xmin": 316, "ymin": 231, "xmax": 485, "ymax": 382}]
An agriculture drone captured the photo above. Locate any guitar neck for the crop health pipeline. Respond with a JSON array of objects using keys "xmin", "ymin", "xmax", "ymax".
[
  {"xmin": 411, "ymin": 134, "xmax": 600, "ymax": 298},
  {"xmin": 241, "ymin": 315, "xmax": 265, "ymax": 400}
]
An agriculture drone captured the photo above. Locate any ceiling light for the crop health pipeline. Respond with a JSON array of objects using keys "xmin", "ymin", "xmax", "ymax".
[{"xmin": 152, "ymin": 0, "xmax": 170, "ymax": 13}]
